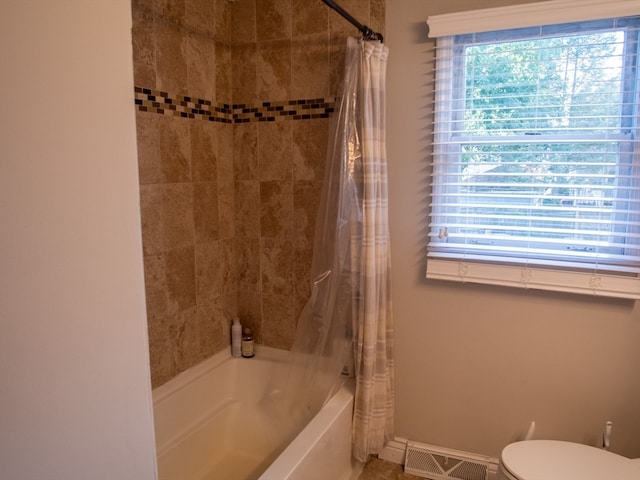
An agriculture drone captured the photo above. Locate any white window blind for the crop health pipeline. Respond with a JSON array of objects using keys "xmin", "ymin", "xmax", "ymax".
[{"xmin": 425, "ymin": 4, "xmax": 640, "ymax": 299}]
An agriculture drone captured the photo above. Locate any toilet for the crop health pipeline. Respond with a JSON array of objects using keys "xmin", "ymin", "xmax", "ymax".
[{"xmin": 497, "ymin": 440, "xmax": 640, "ymax": 480}]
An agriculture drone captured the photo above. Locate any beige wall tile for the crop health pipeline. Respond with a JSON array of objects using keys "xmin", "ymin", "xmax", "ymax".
[
  {"xmin": 256, "ymin": 0, "xmax": 292, "ymax": 41},
  {"xmin": 235, "ymin": 180, "xmax": 261, "ymax": 238},
  {"xmin": 196, "ymin": 298, "xmax": 228, "ymax": 359},
  {"xmin": 262, "ymin": 293, "xmax": 295, "ymax": 349},
  {"xmin": 291, "ymin": 34, "xmax": 330, "ymax": 99},
  {"xmin": 232, "ymin": 44, "xmax": 258, "ymax": 104},
  {"xmin": 186, "ymin": 33, "xmax": 216, "ymax": 100},
  {"xmin": 135, "ymin": 111, "xmax": 161, "ymax": 185},
  {"xmin": 294, "ymin": 181, "xmax": 321, "ymax": 247},
  {"xmin": 292, "ymin": 117, "xmax": 329, "ymax": 182},
  {"xmin": 139, "ymin": 183, "xmax": 195, "ymax": 255},
  {"xmin": 131, "ymin": 9, "xmax": 156, "ymax": 88},
  {"xmin": 156, "ymin": 20, "xmax": 188, "ymax": 95},
  {"xmin": 231, "ymin": 0, "xmax": 257, "ymax": 44},
  {"xmin": 220, "ymin": 292, "xmax": 238, "ymax": 337},
  {"xmin": 158, "ymin": 114, "xmax": 192, "ymax": 183},
  {"xmin": 260, "ymin": 237, "xmax": 294, "ymax": 296},
  {"xmin": 215, "ymin": 42, "xmax": 232, "ymax": 103},
  {"xmin": 190, "ymin": 121, "xmax": 218, "ymax": 182},
  {"xmin": 132, "ymin": 0, "xmax": 154, "ymax": 14},
  {"xmin": 185, "ymin": 0, "xmax": 215, "ymax": 37},
  {"xmin": 218, "ymin": 184, "xmax": 236, "ymax": 239},
  {"xmin": 260, "ymin": 180, "xmax": 293, "ymax": 239},
  {"xmin": 329, "ymin": 40, "xmax": 347, "ymax": 97},
  {"xmin": 214, "ymin": 0, "xmax": 232, "ymax": 42},
  {"xmin": 237, "ymin": 237, "xmax": 261, "ymax": 292},
  {"xmin": 143, "ymin": 247, "xmax": 196, "ymax": 321},
  {"xmin": 168, "ymin": 306, "xmax": 201, "ymax": 373},
  {"xmin": 193, "ymin": 181, "xmax": 220, "ymax": 244},
  {"xmin": 132, "ymin": 0, "xmax": 234, "ymax": 388},
  {"xmin": 234, "ymin": 123, "xmax": 258, "ymax": 180},
  {"xmin": 220, "ymin": 238, "xmax": 237, "ymax": 294},
  {"xmin": 370, "ymin": 0, "xmax": 385, "ymax": 37},
  {"xmin": 147, "ymin": 313, "xmax": 174, "ymax": 387},
  {"xmin": 216, "ymin": 122, "xmax": 235, "ymax": 189},
  {"xmin": 155, "ymin": 0, "xmax": 186, "ymax": 26},
  {"xmin": 195, "ymin": 241, "xmax": 223, "ymax": 303},
  {"xmin": 292, "ymin": 0, "xmax": 328, "ymax": 37},
  {"xmin": 293, "ymin": 246, "xmax": 313, "ymax": 317},
  {"xmin": 257, "ymin": 121, "xmax": 292, "ymax": 181},
  {"xmin": 257, "ymin": 39, "xmax": 291, "ymax": 101}
]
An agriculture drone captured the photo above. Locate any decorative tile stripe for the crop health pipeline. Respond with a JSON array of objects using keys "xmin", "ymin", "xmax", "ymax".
[
  {"xmin": 134, "ymin": 86, "xmax": 336, "ymax": 123},
  {"xmin": 233, "ymin": 99, "xmax": 336, "ymax": 123},
  {"xmin": 134, "ymin": 87, "xmax": 233, "ymax": 123}
]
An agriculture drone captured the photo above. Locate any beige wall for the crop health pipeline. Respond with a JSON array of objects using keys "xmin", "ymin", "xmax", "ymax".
[
  {"xmin": 386, "ymin": 0, "xmax": 640, "ymax": 459},
  {"xmin": 132, "ymin": 0, "xmax": 384, "ymax": 388},
  {"xmin": 0, "ymin": 1, "xmax": 157, "ymax": 478},
  {"xmin": 132, "ymin": 0, "xmax": 238, "ymax": 388}
]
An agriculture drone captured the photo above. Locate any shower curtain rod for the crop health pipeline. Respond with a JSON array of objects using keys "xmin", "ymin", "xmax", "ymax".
[{"xmin": 321, "ymin": 0, "xmax": 383, "ymax": 42}]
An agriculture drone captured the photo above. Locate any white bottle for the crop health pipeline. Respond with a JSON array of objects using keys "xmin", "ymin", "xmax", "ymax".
[{"xmin": 231, "ymin": 318, "xmax": 242, "ymax": 357}]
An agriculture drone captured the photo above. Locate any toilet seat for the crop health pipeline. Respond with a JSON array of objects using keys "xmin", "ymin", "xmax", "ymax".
[{"xmin": 500, "ymin": 440, "xmax": 640, "ymax": 480}]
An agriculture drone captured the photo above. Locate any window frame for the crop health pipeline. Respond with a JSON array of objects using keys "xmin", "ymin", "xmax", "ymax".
[{"xmin": 425, "ymin": 3, "xmax": 640, "ymax": 299}]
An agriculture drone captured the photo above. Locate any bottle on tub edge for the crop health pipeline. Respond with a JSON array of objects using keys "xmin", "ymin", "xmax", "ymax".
[
  {"xmin": 241, "ymin": 327, "xmax": 255, "ymax": 358},
  {"xmin": 231, "ymin": 318, "xmax": 242, "ymax": 357}
]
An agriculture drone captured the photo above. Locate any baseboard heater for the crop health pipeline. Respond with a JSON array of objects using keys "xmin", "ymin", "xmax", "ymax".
[{"xmin": 404, "ymin": 441, "xmax": 491, "ymax": 480}]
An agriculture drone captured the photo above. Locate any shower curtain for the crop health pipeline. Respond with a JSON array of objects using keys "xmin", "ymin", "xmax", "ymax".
[
  {"xmin": 345, "ymin": 37, "xmax": 394, "ymax": 463},
  {"xmin": 273, "ymin": 36, "xmax": 393, "ymax": 464}
]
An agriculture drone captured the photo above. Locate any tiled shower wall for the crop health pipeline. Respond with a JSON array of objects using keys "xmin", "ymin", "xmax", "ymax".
[{"xmin": 131, "ymin": 0, "xmax": 384, "ymax": 388}]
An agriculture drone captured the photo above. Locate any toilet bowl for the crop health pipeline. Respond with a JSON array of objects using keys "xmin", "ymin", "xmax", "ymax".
[{"xmin": 497, "ymin": 440, "xmax": 640, "ymax": 480}]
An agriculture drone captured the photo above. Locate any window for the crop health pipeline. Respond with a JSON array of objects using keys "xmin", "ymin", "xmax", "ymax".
[{"xmin": 426, "ymin": 4, "xmax": 640, "ymax": 298}]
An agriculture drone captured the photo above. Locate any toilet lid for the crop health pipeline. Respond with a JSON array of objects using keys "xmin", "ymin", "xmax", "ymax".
[{"xmin": 501, "ymin": 440, "xmax": 640, "ymax": 480}]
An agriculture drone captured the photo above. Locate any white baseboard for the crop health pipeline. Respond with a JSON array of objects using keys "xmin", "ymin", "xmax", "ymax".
[
  {"xmin": 378, "ymin": 437, "xmax": 408, "ymax": 464},
  {"xmin": 488, "ymin": 461, "xmax": 499, "ymax": 480}
]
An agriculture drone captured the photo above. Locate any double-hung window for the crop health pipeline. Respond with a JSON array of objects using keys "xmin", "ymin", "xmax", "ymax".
[{"xmin": 426, "ymin": 1, "xmax": 640, "ymax": 298}]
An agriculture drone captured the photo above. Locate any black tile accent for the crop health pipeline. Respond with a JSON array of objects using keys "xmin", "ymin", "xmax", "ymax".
[{"xmin": 134, "ymin": 86, "xmax": 337, "ymax": 124}]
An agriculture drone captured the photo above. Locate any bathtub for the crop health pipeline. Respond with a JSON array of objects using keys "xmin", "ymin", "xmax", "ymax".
[{"xmin": 152, "ymin": 346, "xmax": 362, "ymax": 480}]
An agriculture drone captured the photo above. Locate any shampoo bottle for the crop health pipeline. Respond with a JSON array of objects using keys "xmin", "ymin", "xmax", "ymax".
[
  {"xmin": 231, "ymin": 318, "xmax": 242, "ymax": 357},
  {"xmin": 241, "ymin": 327, "xmax": 255, "ymax": 358}
]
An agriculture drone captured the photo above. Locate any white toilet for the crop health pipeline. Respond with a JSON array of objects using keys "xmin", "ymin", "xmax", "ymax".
[{"xmin": 497, "ymin": 440, "xmax": 640, "ymax": 480}]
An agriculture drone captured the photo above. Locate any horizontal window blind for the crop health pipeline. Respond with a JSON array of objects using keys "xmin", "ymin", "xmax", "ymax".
[{"xmin": 425, "ymin": 13, "xmax": 640, "ymax": 298}]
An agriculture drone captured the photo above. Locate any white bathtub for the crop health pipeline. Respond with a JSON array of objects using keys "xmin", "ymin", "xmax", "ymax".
[{"xmin": 152, "ymin": 346, "xmax": 362, "ymax": 480}]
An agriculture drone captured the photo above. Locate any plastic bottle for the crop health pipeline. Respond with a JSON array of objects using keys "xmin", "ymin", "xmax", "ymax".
[
  {"xmin": 231, "ymin": 318, "xmax": 242, "ymax": 357},
  {"xmin": 241, "ymin": 327, "xmax": 255, "ymax": 358}
]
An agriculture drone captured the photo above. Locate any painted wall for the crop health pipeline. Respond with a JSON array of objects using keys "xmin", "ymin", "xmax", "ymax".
[
  {"xmin": 386, "ymin": 0, "xmax": 640, "ymax": 459},
  {"xmin": 0, "ymin": 1, "xmax": 158, "ymax": 479}
]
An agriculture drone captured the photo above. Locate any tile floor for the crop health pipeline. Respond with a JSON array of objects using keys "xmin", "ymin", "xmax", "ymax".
[{"xmin": 358, "ymin": 457, "xmax": 421, "ymax": 480}]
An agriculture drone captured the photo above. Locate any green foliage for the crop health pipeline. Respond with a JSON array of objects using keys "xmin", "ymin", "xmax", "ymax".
[
  {"xmin": 459, "ymin": 30, "xmax": 626, "ymax": 202},
  {"xmin": 464, "ymin": 31, "xmax": 624, "ymax": 135}
]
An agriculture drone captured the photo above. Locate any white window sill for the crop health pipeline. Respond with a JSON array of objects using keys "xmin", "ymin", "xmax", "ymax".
[{"xmin": 426, "ymin": 258, "xmax": 640, "ymax": 299}]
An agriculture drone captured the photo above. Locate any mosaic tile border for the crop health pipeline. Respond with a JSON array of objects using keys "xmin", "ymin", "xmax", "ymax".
[
  {"xmin": 134, "ymin": 86, "xmax": 336, "ymax": 123},
  {"xmin": 233, "ymin": 99, "xmax": 336, "ymax": 123},
  {"xmin": 134, "ymin": 87, "xmax": 233, "ymax": 123}
]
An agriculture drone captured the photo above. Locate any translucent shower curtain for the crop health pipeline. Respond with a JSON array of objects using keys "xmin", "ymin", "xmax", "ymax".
[{"xmin": 271, "ymin": 36, "xmax": 394, "ymax": 463}]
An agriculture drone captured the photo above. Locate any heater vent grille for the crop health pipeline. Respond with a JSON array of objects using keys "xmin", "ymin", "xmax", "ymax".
[{"xmin": 404, "ymin": 442, "xmax": 489, "ymax": 480}]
